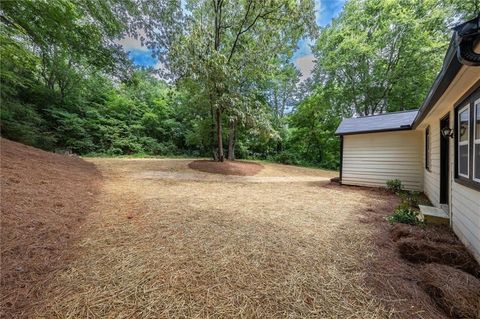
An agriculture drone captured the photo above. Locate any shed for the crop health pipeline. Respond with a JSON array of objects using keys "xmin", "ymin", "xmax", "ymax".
[{"xmin": 335, "ymin": 110, "xmax": 423, "ymax": 191}]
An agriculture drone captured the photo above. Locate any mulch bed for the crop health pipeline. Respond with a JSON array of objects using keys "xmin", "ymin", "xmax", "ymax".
[
  {"xmin": 0, "ymin": 138, "xmax": 102, "ymax": 318},
  {"xmin": 188, "ymin": 160, "xmax": 263, "ymax": 176},
  {"xmin": 361, "ymin": 199, "xmax": 480, "ymax": 319},
  {"xmin": 419, "ymin": 264, "xmax": 480, "ymax": 319}
]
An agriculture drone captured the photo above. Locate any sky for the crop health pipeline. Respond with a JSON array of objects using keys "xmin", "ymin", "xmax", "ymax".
[{"xmin": 120, "ymin": 0, "xmax": 345, "ymax": 81}]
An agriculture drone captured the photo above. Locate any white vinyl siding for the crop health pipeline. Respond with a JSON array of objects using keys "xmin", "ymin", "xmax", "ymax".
[
  {"xmin": 451, "ymin": 183, "xmax": 480, "ymax": 260},
  {"xmin": 418, "ymin": 64, "xmax": 480, "ymax": 262},
  {"xmin": 342, "ymin": 130, "xmax": 423, "ymax": 191}
]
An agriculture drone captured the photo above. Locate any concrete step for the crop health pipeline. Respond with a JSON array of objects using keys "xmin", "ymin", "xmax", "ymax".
[{"xmin": 419, "ymin": 205, "xmax": 449, "ymax": 225}]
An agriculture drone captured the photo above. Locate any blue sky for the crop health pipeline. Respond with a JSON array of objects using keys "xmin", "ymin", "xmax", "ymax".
[{"xmin": 121, "ymin": 0, "xmax": 345, "ymax": 80}]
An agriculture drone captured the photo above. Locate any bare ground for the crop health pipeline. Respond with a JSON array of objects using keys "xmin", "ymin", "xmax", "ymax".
[{"xmin": 2, "ymin": 142, "xmax": 477, "ymax": 318}]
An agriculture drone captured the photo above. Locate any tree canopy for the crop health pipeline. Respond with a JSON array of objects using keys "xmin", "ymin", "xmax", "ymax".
[{"xmin": 0, "ymin": 0, "xmax": 475, "ymax": 169}]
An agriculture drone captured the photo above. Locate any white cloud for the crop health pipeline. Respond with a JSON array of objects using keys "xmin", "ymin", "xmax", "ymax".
[
  {"xmin": 117, "ymin": 29, "xmax": 149, "ymax": 52},
  {"xmin": 294, "ymin": 54, "xmax": 315, "ymax": 82}
]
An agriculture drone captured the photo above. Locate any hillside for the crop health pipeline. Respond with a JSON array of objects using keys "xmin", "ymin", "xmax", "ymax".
[{"xmin": 0, "ymin": 138, "xmax": 102, "ymax": 318}]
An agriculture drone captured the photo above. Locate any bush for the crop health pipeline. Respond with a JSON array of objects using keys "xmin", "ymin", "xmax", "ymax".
[
  {"xmin": 386, "ymin": 207, "xmax": 422, "ymax": 225},
  {"xmin": 273, "ymin": 151, "xmax": 300, "ymax": 165},
  {"xmin": 386, "ymin": 179, "xmax": 403, "ymax": 193}
]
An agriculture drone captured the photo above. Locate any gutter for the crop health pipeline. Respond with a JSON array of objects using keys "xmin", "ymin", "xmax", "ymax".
[
  {"xmin": 413, "ymin": 15, "xmax": 480, "ymax": 129},
  {"xmin": 335, "ymin": 125, "xmax": 412, "ymax": 136}
]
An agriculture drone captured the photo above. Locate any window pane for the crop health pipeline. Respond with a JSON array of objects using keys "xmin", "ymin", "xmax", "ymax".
[
  {"xmin": 475, "ymin": 144, "xmax": 480, "ymax": 180},
  {"xmin": 459, "ymin": 145, "xmax": 468, "ymax": 176},
  {"xmin": 476, "ymin": 104, "xmax": 480, "ymax": 140},
  {"xmin": 459, "ymin": 108, "xmax": 469, "ymax": 142}
]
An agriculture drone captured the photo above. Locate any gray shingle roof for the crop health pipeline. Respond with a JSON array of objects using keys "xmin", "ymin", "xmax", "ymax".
[{"xmin": 335, "ymin": 110, "xmax": 419, "ymax": 135}]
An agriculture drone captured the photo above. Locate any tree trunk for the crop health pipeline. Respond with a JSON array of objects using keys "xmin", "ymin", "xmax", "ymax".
[
  {"xmin": 227, "ymin": 120, "xmax": 236, "ymax": 160},
  {"xmin": 216, "ymin": 108, "xmax": 224, "ymax": 162},
  {"xmin": 210, "ymin": 105, "xmax": 218, "ymax": 161}
]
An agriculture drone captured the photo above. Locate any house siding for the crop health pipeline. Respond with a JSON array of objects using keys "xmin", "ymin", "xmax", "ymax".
[
  {"xmin": 417, "ymin": 64, "xmax": 480, "ymax": 261},
  {"xmin": 342, "ymin": 130, "xmax": 423, "ymax": 191}
]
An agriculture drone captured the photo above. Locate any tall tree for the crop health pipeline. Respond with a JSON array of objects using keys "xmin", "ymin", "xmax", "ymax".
[
  {"xmin": 170, "ymin": 0, "xmax": 316, "ymax": 161},
  {"xmin": 311, "ymin": 0, "xmax": 460, "ymax": 117}
]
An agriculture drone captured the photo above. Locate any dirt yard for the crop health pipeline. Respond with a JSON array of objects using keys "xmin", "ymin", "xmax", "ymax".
[{"xmin": 2, "ymin": 139, "xmax": 479, "ymax": 318}]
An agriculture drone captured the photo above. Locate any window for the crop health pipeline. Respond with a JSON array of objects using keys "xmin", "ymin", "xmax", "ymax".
[
  {"xmin": 425, "ymin": 127, "xmax": 430, "ymax": 170},
  {"xmin": 474, "ymin": 99, "xmax": 480, "ymax": 182},
  {"xmin": 458, "ymin": 105, "xmax": 469, "ymax": 178},
  {"xmin": 454, "ymin": 88, "xmax": 480, "ymax": 190}
]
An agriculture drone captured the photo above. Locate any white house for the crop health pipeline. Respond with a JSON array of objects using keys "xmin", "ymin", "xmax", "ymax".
[{"xmin": 335, "ymin": 17, "xmax": 480, "ymax": 261}]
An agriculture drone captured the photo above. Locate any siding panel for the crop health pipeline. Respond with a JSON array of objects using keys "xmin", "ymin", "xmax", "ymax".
[{"xmin": 342, "ymin": 131, "xmax": 423, "ymax": 191}]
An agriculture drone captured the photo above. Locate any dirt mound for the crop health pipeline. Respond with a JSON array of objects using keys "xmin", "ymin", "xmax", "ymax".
[
  {"xmin": 0, "ymin": 138, "xmax": 101, "ymax": 318},
  {"xmin": 419, "ymin": 264, "xmax": 480, "ymax": 319},
  {"xmin": 188, "ymin": 160, "xmax": 263, "ymax": 176},
  {"xmin": 397, "ymin": 237, "xmax": 480, "ymax": 278}
]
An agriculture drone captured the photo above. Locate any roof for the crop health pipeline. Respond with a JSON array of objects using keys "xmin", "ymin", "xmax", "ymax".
[{"xmin": 335, "ymin": 109, "xmax": 418, "ymax": 135}]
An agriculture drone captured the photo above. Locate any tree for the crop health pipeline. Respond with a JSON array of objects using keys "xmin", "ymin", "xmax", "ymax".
[
  {"xmin": 311, "ymin": 0, "xmax": 459, "ymax": 117},
  {"xmin": 170, "ymin": 0, "xmax": 316, "ymax": 161}
]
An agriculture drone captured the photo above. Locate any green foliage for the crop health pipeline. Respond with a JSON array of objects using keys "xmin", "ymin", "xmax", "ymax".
[
  {"xmin": 386, "ymin": 179, "xmax": 403, "ymax": 194},
  {"xmin": 398, "ymin": 190, "xmax": 421, "ymax": 208},
  {"xmin": 311, "ymin": 0, "xmax": 464, "ymax": 117},
  {"xmin": 0, "ymin": 0, "xmax": 473, "ymax": 169},
  {"xmin": 386, "ymin": 207, "xmax": 422, "ymax": 225},
  {"xmin": 273, "ymin": 151, "xmax": 301, "ymax": 166}
]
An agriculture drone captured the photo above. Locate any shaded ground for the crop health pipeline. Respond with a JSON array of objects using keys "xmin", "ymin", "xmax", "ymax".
[
  {"xmin": 0, "ymin": 139, "xmax": 102, "ymax": 318},
  {"xmin": 2, "ymin": 144, "xmax": 477, "ymax": 318}
]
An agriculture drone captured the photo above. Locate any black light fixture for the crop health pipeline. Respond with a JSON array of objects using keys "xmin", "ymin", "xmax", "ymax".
[{"xmin": 441, "ymin": 126, "xmax": 454, "ymax": 139}]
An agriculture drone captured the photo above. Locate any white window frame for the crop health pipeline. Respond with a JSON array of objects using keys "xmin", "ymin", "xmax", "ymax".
[
  {"xmin": 458, "ymin": 104, "xmax": 470, "ymax": 179},
  {"xmin": 474, "ymin": 99, "xmax": 480, "ymax": 182}
]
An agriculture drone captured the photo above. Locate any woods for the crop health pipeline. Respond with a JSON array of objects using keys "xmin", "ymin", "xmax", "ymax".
[{"xmin": 0, "ymin": 0, "xmax": 475, "ymax": 169}]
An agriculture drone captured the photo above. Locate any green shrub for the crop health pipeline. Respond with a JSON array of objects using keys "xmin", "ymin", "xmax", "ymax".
[
  {"xmin": 386, "ymin": 179, "xmax": 403, "ymax": 193},
  {"xmin": 274, "ymin": 151, "xmax": 300, "ymax": 165},
  {"xmin": 386, "ymin": 207, "xmax": 422, "ymax": 225}
]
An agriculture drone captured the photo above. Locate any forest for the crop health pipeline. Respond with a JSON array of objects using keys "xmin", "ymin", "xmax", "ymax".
[{"xmin": 0, "ymin": 0, "xmax": 476, "ymax": 169}]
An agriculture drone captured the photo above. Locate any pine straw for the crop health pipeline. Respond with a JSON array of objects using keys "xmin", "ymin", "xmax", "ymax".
[
  {"xmin": 0, "ymin": 138, "xmax": 102, "ymax": 318},
  {"xmin": 397, "ymin": 237, "xmax": 480, "ymax": 278},
  {"xmin": 363, "ymin": 208, "xmax": 480, "ymax": 319},
  {"xmin": 419, "ymin": 264, "xmax": 480, "ymax": 319},
  {"xmin": 33, "ymin": 159, "xmax": 392, "ymax": 318}
]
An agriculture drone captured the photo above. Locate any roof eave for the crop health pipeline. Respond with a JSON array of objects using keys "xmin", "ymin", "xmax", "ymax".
[{"xmin": 335, "ymin": 126, "xmax": 412, "ymax": 136}]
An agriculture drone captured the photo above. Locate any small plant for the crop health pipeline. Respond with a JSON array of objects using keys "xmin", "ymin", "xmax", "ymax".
[
  {"xmin": 406, "ymin": 191, "xmax": 421, "ymax": 207},
  {"xmin": 386, "ymin": 207, "xmax": 422, "ymax": 225},
  {"xmin": 386, "ymin": 179, "xmax": 403, "ymax": 194}
]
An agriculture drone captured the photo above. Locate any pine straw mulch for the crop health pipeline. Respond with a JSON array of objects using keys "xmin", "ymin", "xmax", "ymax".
[
  {"xmin": 30, "ymin": 159, "xmax": 398, "ymax": 318},
  {"xmin": 0, "ymin": 138, "xmax": 102, "ymax": 318},
  {"xmin": 188, "ymin": 159, "xmax": 264, "ymax": 176},
  {"xmin": 362, "ymin": 201, "xmax": 480, "ymax": 319}
]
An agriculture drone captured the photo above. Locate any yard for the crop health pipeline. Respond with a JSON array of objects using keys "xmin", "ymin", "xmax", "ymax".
[
  {"xmin": 38, "ymin": 158, "xmax": 391, "ymax": 318},
  {"xmin": 2, "ymin": 140, "xmax": 478, "ymax": 318}
]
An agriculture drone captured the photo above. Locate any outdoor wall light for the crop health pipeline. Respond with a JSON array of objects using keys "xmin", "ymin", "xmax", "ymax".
[{"xmin": 441, "ymin": 127, "xmax": 454, "ymax": 138}]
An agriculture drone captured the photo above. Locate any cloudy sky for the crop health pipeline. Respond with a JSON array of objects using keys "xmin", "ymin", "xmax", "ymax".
[{"xmin": 121, "ymin": 0, "xmax": 345, "ymax": 81}]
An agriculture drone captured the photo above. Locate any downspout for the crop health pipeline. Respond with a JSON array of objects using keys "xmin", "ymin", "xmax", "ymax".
[{"xmin": 453, "ymin": 15, "xmax": 480, "ymax": 66}]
